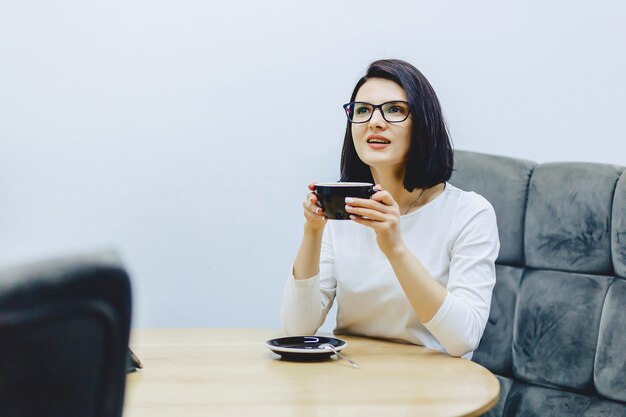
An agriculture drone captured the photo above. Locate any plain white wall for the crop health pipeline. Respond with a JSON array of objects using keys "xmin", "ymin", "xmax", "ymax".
[{"xmin": 1, "ymin": 1, "xmax": 625, "ymax": 330}]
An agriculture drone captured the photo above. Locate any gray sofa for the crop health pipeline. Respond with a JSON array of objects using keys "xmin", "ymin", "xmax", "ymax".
[{"xmin": 449, "ymin": 150, "xmax": 626, "ymax": 417}]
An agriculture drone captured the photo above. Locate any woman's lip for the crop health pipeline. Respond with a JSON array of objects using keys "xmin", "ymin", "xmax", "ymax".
[
  {"xmin": 367, "ymin": 142, "xmax": 390, "ymax": 150},
  {"xmin": 367, "ymin": 135, "xmax": 389, "ymax": 141}
]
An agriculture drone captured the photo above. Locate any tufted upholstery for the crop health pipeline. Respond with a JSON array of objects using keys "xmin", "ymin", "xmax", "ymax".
[{"xmin": 450, "ymin": 150, "xmax": 626, "ymax": 417}]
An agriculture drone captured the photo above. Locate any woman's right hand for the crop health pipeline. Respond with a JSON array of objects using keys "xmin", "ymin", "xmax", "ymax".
[{"xmin": 302, "ymin": 183, "xmax": 327, "ymax": 231}]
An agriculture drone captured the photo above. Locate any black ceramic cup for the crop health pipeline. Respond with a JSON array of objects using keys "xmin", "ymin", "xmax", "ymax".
[{"xmin": 314, "ymin": 182, "xmax": 376, "ymax": 220}]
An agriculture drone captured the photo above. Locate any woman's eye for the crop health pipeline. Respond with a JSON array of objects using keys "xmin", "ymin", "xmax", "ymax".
[
  {"xmin": 355, "ymin": 106, "xmax": 371, "ymax": 114},
  {"xmin": 388, "ymin": 106, "xmax": 405, "ymax": 113}
]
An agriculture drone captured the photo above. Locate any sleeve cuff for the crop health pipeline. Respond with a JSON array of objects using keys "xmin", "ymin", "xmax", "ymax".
[
  {"xmin": 423, "ymin": 292, "xmax": 453, "ymax": 330},
  {"xmin": 289, "ymin": 270, "xmax": 320, "ymax": 290}
]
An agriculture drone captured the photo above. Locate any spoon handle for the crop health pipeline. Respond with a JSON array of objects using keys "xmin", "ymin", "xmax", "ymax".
[
  {"xmin": 334, "ymin": 350, "xmax": 361, "ymax": 368},
  {"xmin": 321, "ymin": 344, "xmax": 360, "ymax": 368}
]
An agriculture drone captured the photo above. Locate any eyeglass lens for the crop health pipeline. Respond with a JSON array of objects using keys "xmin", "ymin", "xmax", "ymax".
[{"xmin": 346, "ymin": 101, "xmax": 409, "ymax": 123}]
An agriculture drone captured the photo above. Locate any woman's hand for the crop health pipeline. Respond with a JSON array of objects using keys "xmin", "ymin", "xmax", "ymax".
[
  {"xmin": 302, "ymin": 183, "xmax": 327, "ymax": 232},
  {"xmin": 293, "ymin": 183, "xmax": 327, "ymax": 280},
  {"xmin": 345, "ymin": 185, "xmax": 406, "ymax": 256}
]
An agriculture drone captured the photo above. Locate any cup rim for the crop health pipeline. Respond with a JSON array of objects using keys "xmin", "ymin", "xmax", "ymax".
[{"xmin": 315, "ymin": 182, "xmax": 373, "ymax": 187}]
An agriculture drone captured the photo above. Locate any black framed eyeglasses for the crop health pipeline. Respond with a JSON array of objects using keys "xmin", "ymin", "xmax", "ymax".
[{"xmin": 343, "ymin": 101, "xmax": 410, "ymax": 124}]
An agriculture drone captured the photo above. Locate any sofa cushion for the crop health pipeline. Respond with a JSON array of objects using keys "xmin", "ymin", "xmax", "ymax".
[
  {"xmin": 473, "ymin": 265, "xmax": 523, "ymax": 376},
  {"xmin": 503, "ymin": 382, "xmax": 626, "ymax": 417},
  {"xmin": 525, "ymin": 163, "xmax": 622, "ymax": 275},
  {"xmin": 594, "ymin": 278, "xmax": 626, "ymax": 402},
  {"xmin": 513, "ymin": 269, "xmax": 612, "ymax": 391},
  {"xmin": 613, "ymin": 171, "xmax": 626, "ymax": 278},
  {"xmin": 450, "ymin": 150, "xmax": 535, "ymax": 266}
]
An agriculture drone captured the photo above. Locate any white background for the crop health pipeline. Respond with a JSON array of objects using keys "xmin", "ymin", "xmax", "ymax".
[{"xmin": 1, "ymin": 1, "xmax": 625, "ymax": 330}]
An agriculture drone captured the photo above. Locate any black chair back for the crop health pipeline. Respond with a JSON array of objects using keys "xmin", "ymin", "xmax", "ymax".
[{"xmin": 0, "ymin": 251, "xmax": 131, "ymax": 417}]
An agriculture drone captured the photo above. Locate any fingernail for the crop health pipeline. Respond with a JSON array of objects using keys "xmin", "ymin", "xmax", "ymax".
[
  {"xmin": 345, "ymin": 205, "xmax": 352, "ymax": 210},
  {"xmin": 316, "ymin": 208, "xmax": 321, "ymax": 214},
  {"xmin": 349, "ymin": 215, "xmax": 356, "ymax": 220},
  {"xmin": 345, "ymin": 197, "xmax": 353, "ymax": 203}
]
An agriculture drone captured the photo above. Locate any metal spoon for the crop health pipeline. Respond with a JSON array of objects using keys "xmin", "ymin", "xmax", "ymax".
[{"xmin": 319, "ymin": 343, "xmax": 360, "ymax": 368}]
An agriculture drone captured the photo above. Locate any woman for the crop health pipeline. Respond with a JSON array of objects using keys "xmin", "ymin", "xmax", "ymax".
[{"xmin": 281, "ymin": 59, "xmax": 500, "ymax": 358}]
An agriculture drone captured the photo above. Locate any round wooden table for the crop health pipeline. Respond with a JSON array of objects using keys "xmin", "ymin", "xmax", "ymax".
[{"xmin": 124, "ymin": 328, "xmax": 499, "ymax": 417}]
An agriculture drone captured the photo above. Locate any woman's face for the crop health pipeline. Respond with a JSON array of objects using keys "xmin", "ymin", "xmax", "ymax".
[{"xmin": 351, "ymin": 78, "xmax": 412, "ymax": 173}]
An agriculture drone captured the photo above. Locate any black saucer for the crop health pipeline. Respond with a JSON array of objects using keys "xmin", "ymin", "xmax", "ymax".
[{"xmin": 265, "ymin": 336, "xmax": 347, "ymax": 362}]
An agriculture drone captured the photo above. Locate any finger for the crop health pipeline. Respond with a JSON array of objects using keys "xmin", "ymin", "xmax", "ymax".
[
  {"xmin": 308, "ymin": 212, "xmax": 326, "ymax": 222},
  {"xmin": 307, "ymin": 193, "xmax": 324, "ymax": 210},
  {"xmin": 308, "ymin": 184, "xmax": 323, "ymax": 206},
  {"xmin": 346, "ymin": 196, "xmax": 394, "ymax": 213},
  {"xmin": 304, "ymin": 211, "xmax": 326, "ymax": 223},
  {"xmin": 370, "ymin": 190, "xmax": 396, "ymax": 206},
  {"xmin": 373, "ymin": 184, "xmax": 383, "ymax": 191},
  {"xmin": 348, "ymin": 214, "xmax": 379, "ymax": 228},
  {"xmin": 303, "ymin": 200, "xmax": 324, "ymax": 215},
  {"xmin": 345, "ymin": 204, "xmax": 388, "ymax": 221}
]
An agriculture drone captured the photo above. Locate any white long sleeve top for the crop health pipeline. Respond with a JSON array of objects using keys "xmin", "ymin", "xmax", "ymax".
[{"xmin": 281, "ymin": 183, "xmax": 500, "ymax": 358}]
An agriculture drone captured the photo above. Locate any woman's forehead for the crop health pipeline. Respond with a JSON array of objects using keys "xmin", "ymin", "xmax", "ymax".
[{"xmin": 355, "ymin": 78, "xmax": 407, "ymax": 103}]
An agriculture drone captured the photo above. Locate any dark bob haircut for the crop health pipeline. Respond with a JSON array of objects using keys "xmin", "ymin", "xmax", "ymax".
[{"xmin": 340, "ymin": 59, "xmax": 454, "ymax": 191}]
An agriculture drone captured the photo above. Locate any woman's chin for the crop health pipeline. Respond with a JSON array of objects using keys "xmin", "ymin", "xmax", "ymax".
[{"xmin": 355, "ymin": 146, "xmax": 405, "ymax": 169}]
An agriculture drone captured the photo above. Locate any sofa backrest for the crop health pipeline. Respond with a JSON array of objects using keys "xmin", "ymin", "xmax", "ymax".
[{"xmin": 450, "ymin": 150, "xmax": 626, "ymax": 417}]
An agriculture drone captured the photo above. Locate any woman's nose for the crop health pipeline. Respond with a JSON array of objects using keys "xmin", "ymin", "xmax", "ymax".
[{"xmin": 368, "ymin": 108, "xmax": 387, "ymax": 128}]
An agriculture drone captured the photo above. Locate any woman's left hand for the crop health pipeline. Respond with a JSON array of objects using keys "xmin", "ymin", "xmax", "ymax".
[{"xmin": 345, "ymin": 185, "xmax": 407, "ymax": 257}]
